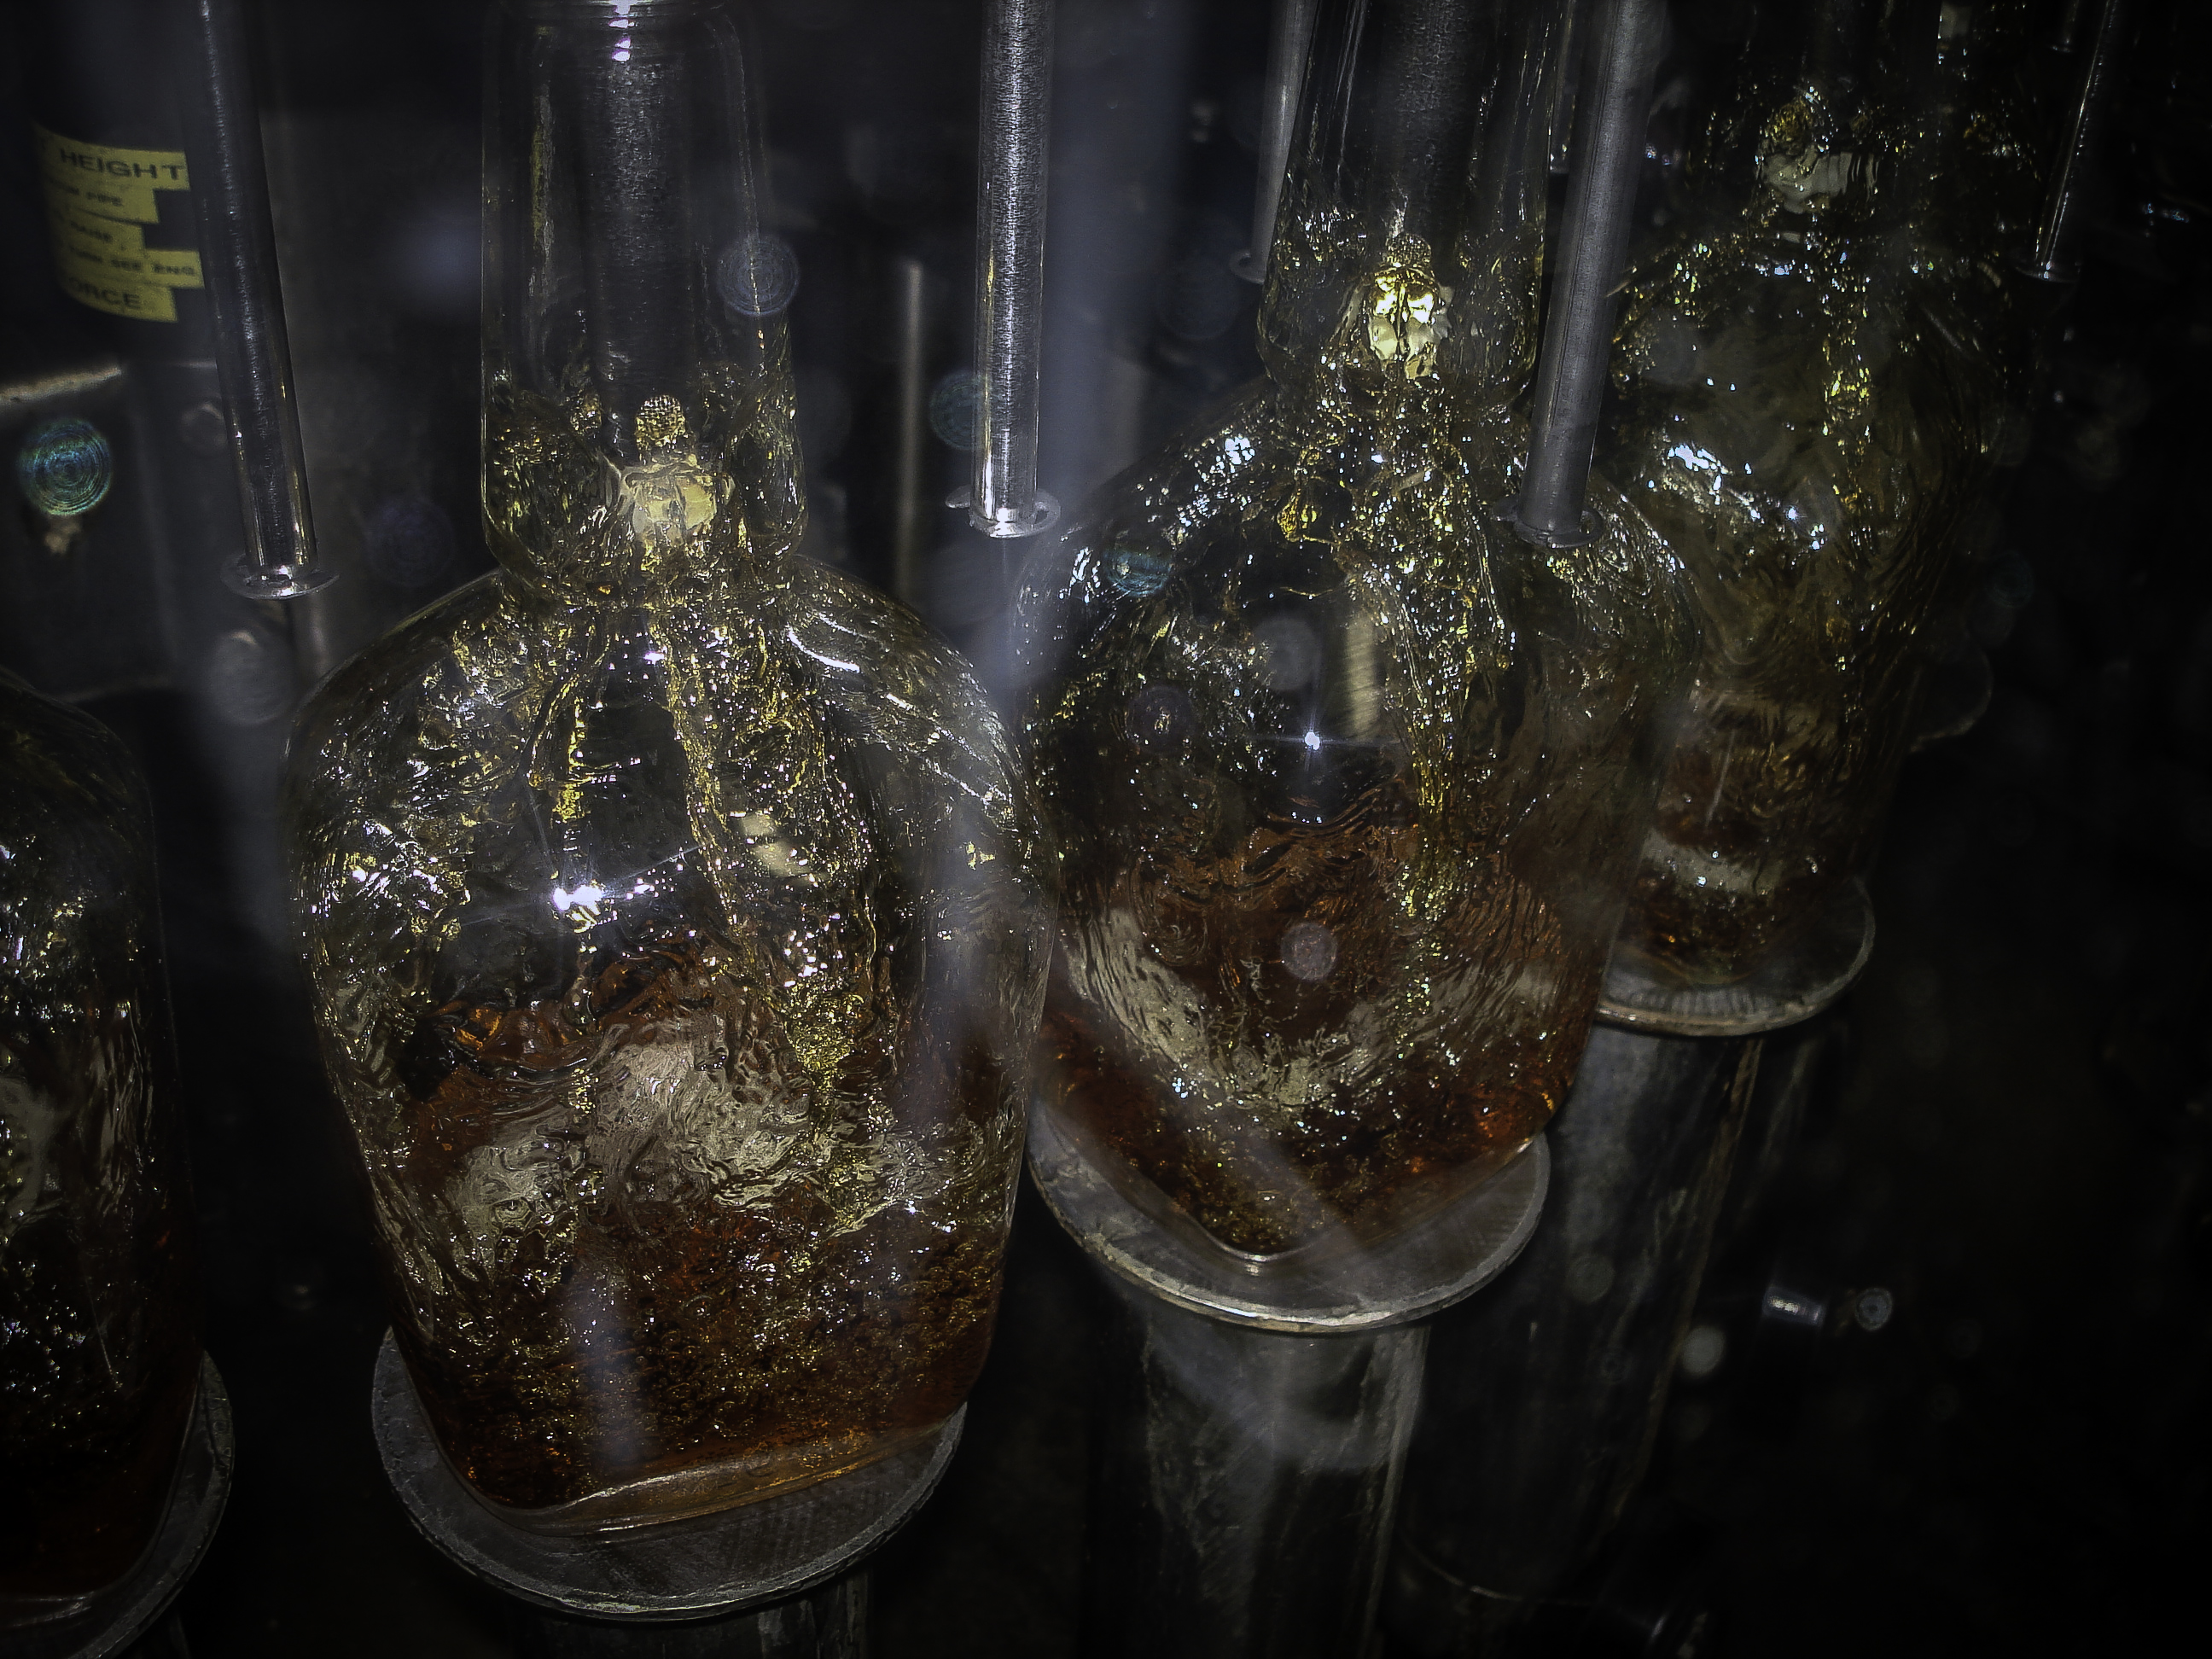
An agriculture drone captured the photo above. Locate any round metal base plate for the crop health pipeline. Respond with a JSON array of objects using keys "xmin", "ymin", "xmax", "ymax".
[
  {"xmin": 1028, "ymin": 1106, "xmax": 1548, "ymax": 1334},
  {"xmin": 370, "ymin": 1335, "xmax": 963, "ymax": 1621},
  {"xmin": 1596, "ymin": 876, "xmax": 1877, "ymax": 1039},
  {"xmin": 14, "ymin": 1355, "xmax": 234, "ymax": 1659}
]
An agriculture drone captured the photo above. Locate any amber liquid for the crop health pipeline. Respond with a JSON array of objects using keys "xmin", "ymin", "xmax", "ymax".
[
  {"xmin": 1039, "ymin": 771, "xmax": 1574, "ymax": 1256},
  {"xmin": 392, "ymin": 933, "xmax": 1005, "ymax": 1523},
  {"xmin": 0, "ymin": 1214, "xmax": 195, "ymax": 1618},
  {"xmin": 3, "ymin": 681, "xmax": 201, "ymax": 1623}
]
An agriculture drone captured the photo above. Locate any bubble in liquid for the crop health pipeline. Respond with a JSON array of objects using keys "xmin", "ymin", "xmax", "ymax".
[
  {"xmin": 929, "ymin": 370, "xmax": 984, "ymax": 451},
  {"xmin": 364, "ymin": 495, "xmax": 457, "ymax": 588},
  {"xmin": 1123, "ymin": 684, "xmax": 1196, "ymax": 754},
  {"xmin": 1278, "ymin": 919, "xmax": 1339, "ymax": 982},
  {"xmin": 1254, "ymin": 613, "xmax": 1320, "ymax": 690},
  {"xmin": 716, "ymin": 234, "xmax": 800, "ymax": 316},
  {"xmin": 1105, "ymin": 546, "xmax": 1173, "ymax": 598},
  {"xmin": 16, "ymin": 416, "xmax": 113, "ymax": 517}
]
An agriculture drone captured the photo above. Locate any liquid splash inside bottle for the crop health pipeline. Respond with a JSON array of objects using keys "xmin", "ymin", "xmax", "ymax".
[
  {"xmin": 1603, "ymin": 0, "xmax": 2036, "ymax": 986},
  {"xmin": 1015, "ymin": 0, "xmax": 1693, "ymax": 1264},
  {"xmin": 283, "ymin": 0, "xmax": 1051, "ymax": 1533},
  {"xmin": 2, "ymin": 672, "xmax": 201, "ymax": 1626}
]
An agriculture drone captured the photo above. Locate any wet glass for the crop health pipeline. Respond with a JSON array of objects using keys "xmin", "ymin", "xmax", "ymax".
[
  {"xmin": 282, "ymin": 0, "xmax": 1051, "ymax": 1534},
  {"xmin": 1, "ymin": 672, "xmax": 201, "ymax": 1627},
  {"xmin": 1013, "ymin": 0, "xmax": 1693, "ymax": 1264},
  {"xmin": 1604, "ymin": 0, "xmax": 2043, "ymax": 985}
]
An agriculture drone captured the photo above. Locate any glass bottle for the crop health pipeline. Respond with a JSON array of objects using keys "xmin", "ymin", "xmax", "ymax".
[
  {"xmin": 1, "ymin": 671, "xmax": 201, "ymax": 1627},
  {"xmin": 1603, "ymin": 0, "xmax": 2025, "ymax": 986},
  {"xmin": 1013, "ymin": 0, "xmax": 1692, "ymax": 1264},
  {"xmin": 282, "ymin": 0, "xmax": 1051, "ymax": 1534}
]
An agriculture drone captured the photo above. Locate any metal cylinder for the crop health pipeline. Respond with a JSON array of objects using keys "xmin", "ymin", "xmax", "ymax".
[
  {"xmin": 517, "ymin": 1577, "xmax": 869, "ymax": 1659},
  {"xmin": 187, "ymin": 0, "xmax": 330, "ymax": 599},
  {"xmin": 968, "ymin": 0, "xmax": 1058, "ymax": 538},
  {"xmin": 1234, "ymin": 0, "xmax": 1322, "ymax": 283},
  {"xmin": 891, "ymin": 256, "xmax": 929, "ymax": 608},
  {"xmin": 1383, "ymin": 1023, "xmax": 1760, "ymax": 1654},
  {"xmin": 1511, "ymin": 0, "xmax": 1663, "ymax": 548},
  {"xmin": 2022, "ymin": 0, "xmax": 2132, "ymax": 284},
  {"xmin": 1084, "ymin": 1273, "xmax": 1427, "ymax": 1659}
]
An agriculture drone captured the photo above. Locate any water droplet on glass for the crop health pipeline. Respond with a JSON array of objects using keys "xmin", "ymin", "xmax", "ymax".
[
  {"xmin": 16, "ymin": 416, "xmax": 113, "ymax": 517},
  {"xmin": 929, "ymin": 370, "xmax": 984, "ymax": 451},
  {"xmin": 1279, "ymin": 919, "xmax": 1338, "ymax": 981},
  {"xmin": 1105, "ymin": 546, "xmax": 1173, "ymax": 598},
  {"xmin": 207, "ymin": 627, "xmax": 294, "ymax": 727},
  {"xmin": 1566, "ymin": 1252, "xmax": 1615, "ymax": 1304},
  {"xmin": 715, "ymin": 233, "xmax": 800, "ymax": 316},
  {"xmin": 1124, "ymin": 684, "xmax": 1196, "ymax": 754},
  {"xmin": 1155, "ymin": 253, "xmax": 1242, "ymax": 341},
  {"xmin": 1254, "ymin": 612, "xmax": 1320, "ymax": 690},
  {"xmin": 364, "ymin": 495, "xmax": 457, "ymax": 588},
  {"xmin": 1679, "ymin": 1322, "xmax": 1726, "ymax": 1378},
  {"xmin": 1854, "ymin": 1286, "xmax": 1895, "ymax": 1332}
]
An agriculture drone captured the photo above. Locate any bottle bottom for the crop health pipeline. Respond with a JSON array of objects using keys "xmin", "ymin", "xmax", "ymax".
[
  {"xmin": 1045, "ymin": 1075, "xmax": 1537, "ymax": 1273},
  {"xmin": 0, "ymin": 1353, "xmax": 201, "ymax": 1629},
  {"xmin": 439, "ymin": 1413, "xmax": 946, "ymax": 1537}
]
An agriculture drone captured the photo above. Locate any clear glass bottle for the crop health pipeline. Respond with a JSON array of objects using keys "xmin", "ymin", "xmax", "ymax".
[
  {"xmin": 1603, "ymin": 0, "xmax": 2026, "ymax": 985},
  {"xmin": 1, "ymin": 671, "xmax": 201, "ymax": 1626},
  {"xmin": 1013, "ymin": 0, "xmax": 1692, "ymax": 1263},
  {"xmin": 282, "ymin": 0, "xmax": 1051, "ymax": 1534}
]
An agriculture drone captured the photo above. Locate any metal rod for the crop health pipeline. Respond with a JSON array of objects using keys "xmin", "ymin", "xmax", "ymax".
[
  {"xmin": 1509, "ymin": 0, "xmax": 1663, "ymax": 549},
  {"xmin": 189, "ymin": 0, "xmax": 331, "ymax": 599},
  {"xmin": 891, "ymin": 255, "xmax": 928, "ymax": 608},
  {"xmin": 2021, "ymin": 0, "xmax": 2130, "ymax": 283},
  {"xmin": 963, "ymin": 0, "xmax": 1059, "ymax": 539},
  {"xmin": 1233, "ymin": 0, "xmax": 1321, "ymax": 283},
  {"xmin": 1085, "ymin": 1275, "xmax": 1427, "ymax": 1659},
  {"xmin": 1384, "ymin": 1024, "xmax": 1758, "ymax": 1653}
]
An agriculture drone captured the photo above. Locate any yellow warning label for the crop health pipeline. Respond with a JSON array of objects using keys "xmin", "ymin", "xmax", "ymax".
[{"xmin": 33, "ymin": 124, "xmax": 200, "ymax": 322}]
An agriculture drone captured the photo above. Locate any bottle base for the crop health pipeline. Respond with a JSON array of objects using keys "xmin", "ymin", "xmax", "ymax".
[{"xmin": 1600, "ymin": 876, "xmax": 1876, "ymax": 1037}]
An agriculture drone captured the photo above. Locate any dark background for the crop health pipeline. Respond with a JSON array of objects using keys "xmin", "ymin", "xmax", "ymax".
[{"xmin": 3, "ymin": 1, "xmax": 2209, "ymax": 1654}]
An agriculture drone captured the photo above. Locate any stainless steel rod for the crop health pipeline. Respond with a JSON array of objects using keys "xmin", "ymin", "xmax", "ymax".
[
  {"xmin": 2023, "ymin": 0, "xmax": 2129, "ymax": 283},
  {"xmin": 1511, "ymin": 0, "xmax": 1662, "ymax": 549},
  {"xmin": 966, "ymin": 0, "xmax": 1058, "ymax": 538},
  {"xmin": 892, "ymin": 255, "xmax": 928, "ymax": 607},
  {"xmin": 191, "ymin": 0, "xmax": 330, "ymax": 598},
  {"xmin": 1234, "ymin": 0, "xmax": 1320, "ymax": 283}
]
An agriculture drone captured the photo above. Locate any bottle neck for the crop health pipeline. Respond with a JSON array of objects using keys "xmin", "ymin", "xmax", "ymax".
[
  {"xmin": 482, "ymin": 0, "xmax": 803, "ymax": 606},
  {"xmin": 1258, "ymin": 0, "xmax": 1558, "ymax": 412},
  {"xmin": 1695, "ymin": 0, "xmax": 1880, "ymax": 229}
]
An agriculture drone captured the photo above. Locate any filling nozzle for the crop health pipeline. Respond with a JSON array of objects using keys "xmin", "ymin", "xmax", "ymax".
[
  {"xmin": 1234, "ymin": 0, "xmax": 1323, "ymax": 284},
  {"xmin": 956, "ymin": 0, "xmax": 1060, "ymax": 539},
  {"xmin": 190, "ymin": 0, "xmax": 332, "ymax": 600},
  {"xmin": 1507, "ymin": 0, "xmax": 1664, "ymax": 549},
  {"xmin": 2021, "ymin": 0, "xmax": 2132, "ymax": 285}
]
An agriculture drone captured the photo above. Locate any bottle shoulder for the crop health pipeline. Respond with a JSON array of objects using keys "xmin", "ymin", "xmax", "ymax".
[{"xmin": 284, "ymin": 563, "xmax": 1033, "ymax": 868}]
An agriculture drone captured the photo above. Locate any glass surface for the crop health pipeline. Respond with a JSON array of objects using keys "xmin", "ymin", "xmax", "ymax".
[
  {"xmin": 1014, "ymin": 0, "xmax": 1692, "ymax": 1262},
  {"xmin": 0, "ymin": 672, "xmax": 201, "ymax": 1626},
  {"xmin": 1604, "ymin": 0, "xmax": 2042, "ymax": 985},
  {"xmin": 283, "ymin": 0, "xmax": 1051, "ymax": 1534}
]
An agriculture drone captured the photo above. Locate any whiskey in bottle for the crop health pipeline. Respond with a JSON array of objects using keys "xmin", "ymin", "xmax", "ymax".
[
  {"xmin": 1, "ymin": 672, "xmax": 201, "ymax": 1626},
  {"xmin": 283, "ymin": 0, "xmax": 1051, "ymax": 1533},
  {"xmin": 1603, "ymin": 0, "xmax": 2031, "ymax": 985},
  {"xmin": 1015, "ymin": 0, "xmax": 1693, "ymax": 1262}
]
